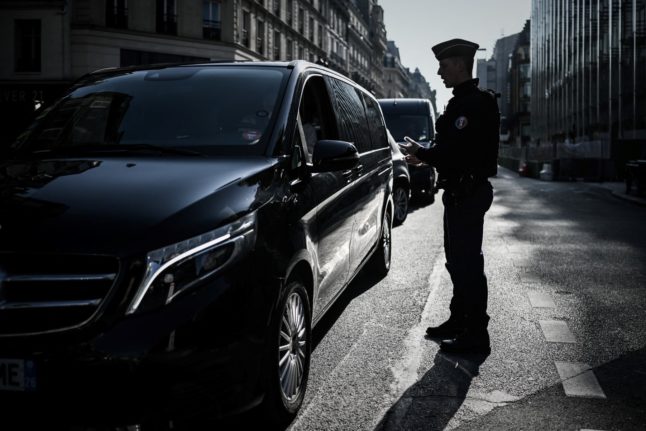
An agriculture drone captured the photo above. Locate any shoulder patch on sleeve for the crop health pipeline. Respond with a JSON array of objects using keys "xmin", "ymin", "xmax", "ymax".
[{"xmin": 455, "ymin": 116, "xmax": 468, "ymax": 129}]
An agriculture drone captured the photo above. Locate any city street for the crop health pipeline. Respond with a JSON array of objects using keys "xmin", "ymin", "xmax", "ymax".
[
  {"xmin": 7, "ymin": 167, "xmax": 646, "ymax": 431},
  {"xmin": 3, "ymin": 1, "xmax": 646, "ymax": 430},
  {"xmin": 281, "ymin": 167, "xmax": 646, "ymax": 431}
]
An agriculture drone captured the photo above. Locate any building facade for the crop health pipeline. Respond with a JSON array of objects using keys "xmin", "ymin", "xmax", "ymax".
[
  {"xmin": 382, "ymin": 40, "xmax": 410, "ymax": 98},
  {"xmin": 1, "ymin": 0, "xmax": 415, "ymax": 144},
  {"xmin": 509, "ymin": 20, "xmax": 532, "ymax": 148},
  {"xmin": 531, "ymin": 0, "xmax": 646, "ymax": 179},
  {"xmin": 408, "ymin": 67, "xmax": 437, "ymax": 115},
  {"xmin": 358, "ymin": 0, "xmax": 387, "ymax": 97}
]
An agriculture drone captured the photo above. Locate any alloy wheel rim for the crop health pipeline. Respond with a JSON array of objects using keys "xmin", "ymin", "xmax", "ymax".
[
  {"xmin": 394, "ymin": 188, "xmax": 408, "ymax": 221},
  {"xmin": 383, "ymin": 214, "xmax": 391, "ymax": 265},
  {"xmin": 278, "ymin": 292, "xmax": 307, "ymax": 402}
]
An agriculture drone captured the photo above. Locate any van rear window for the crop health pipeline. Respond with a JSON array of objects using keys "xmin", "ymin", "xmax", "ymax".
[{"xmin": 382, "ymin": 113, "xmax": 434, "ymax": 143}]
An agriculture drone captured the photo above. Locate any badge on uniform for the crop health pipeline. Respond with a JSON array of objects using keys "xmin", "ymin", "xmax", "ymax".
[{"xmin": 455, "ymin": 116, "xmax": 468, "ymax": 129}]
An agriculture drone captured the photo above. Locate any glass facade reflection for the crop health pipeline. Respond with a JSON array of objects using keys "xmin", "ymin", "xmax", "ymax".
[{"xmin": 531, "ymin": 0, "xmax": 646, "ymax": 178}]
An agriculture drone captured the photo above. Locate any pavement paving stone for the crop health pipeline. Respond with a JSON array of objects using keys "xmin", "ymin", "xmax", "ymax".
[
  {"xmin": 539, "ymin": 320, "xmax": 578, "ymax": 343},
  {"xmin": 528, "ymin": 291, "xmax": 557, "ymax": 308},
  {"xmin": 555, "ymin": 362, "xmax": 607, "ymax": 399}
]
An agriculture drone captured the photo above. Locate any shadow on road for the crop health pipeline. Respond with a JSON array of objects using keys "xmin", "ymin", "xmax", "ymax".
[
  {"xmin": 375, "ymin": 350, "xmax": 488, "ymax": 430},
  {"xmin": 443, "ymin": 345, "xmax": 646, "ymax": 431}
]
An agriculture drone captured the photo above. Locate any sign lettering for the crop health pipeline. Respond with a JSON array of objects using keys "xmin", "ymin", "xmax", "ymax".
[{"xmin": 0, "ymin": 362, "xmax": 21, "ymax": 387}]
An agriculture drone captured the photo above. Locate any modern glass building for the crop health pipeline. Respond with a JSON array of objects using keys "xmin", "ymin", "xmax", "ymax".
[{"xmin": 530, "ymin": 0, "xmax": 646, "ymax": 179}]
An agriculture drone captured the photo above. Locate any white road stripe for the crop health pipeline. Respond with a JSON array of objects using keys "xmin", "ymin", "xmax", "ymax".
[
  {"xmin": 539, "ymin": 320, "xmax": 577, "ymax": 343},
  {"xmin": 528, "ymin": 291, "xmax": 556, "ymax": 308},
  {"xmin": 555, "ymin": 362, "xmax": 607, "ymax": 399},
  {"xmin": 388, "ymin": 252, "xmax": 445, "ymax": 395}
]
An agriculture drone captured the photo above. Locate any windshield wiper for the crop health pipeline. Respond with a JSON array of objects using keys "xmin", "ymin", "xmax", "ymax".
[{"xmin": 29, "ymin": 143, "xmax": 205, "ymax": 157}]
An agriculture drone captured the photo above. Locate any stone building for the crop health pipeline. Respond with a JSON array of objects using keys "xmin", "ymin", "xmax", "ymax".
[
  {"xmin": 382, "ymin": 40, "xmax": 409, "ymax": 98},
  {"xmin": 0, "ymin": 0, "xmax": 403, "ymax": 144}
]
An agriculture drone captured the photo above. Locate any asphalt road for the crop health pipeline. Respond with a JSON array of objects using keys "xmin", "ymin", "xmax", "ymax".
[
  {"xmin": 284, "ymin": 167, "xmax": 646, "ymax": 431},
  {"xmin": 9, "ymin": 167, "xmax": 646, "ymax": 430}
]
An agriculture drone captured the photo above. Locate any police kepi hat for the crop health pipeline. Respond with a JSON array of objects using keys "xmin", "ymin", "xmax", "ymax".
[{"xmin": 432, "ymin": 39, "xmax": 479, "ymax": 60}]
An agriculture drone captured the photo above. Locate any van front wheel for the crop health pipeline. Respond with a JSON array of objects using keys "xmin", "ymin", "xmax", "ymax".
[
  {"xmin": 262, "ymin": 281, "xmax": 311, "ymax": 426},
  {"xmin": 371, "ymin": 208, "xmax": 392, "ymax": 277}
]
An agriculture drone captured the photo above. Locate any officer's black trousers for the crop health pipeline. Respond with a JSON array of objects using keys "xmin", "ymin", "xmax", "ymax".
[{"xmin": 442, "ymin": 182, "xmax": 494, "ymax": 334}]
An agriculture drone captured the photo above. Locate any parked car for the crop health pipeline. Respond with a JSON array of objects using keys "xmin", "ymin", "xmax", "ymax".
[
  {"xmin": 0, "ymin": 61, "xmax": 393, "ymax": 426},
  {"xmin": 378, "ymin": 98, "xmax": 437, "ymax": 203},
  {"xmin": 387, "ymin": 129, "xmax": 411, "ymax": 225}
]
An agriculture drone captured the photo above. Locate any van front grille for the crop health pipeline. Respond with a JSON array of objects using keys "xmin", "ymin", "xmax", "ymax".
[{"xmin": 0, "ymin": 253, "xmax": 119, "ymax": 335}]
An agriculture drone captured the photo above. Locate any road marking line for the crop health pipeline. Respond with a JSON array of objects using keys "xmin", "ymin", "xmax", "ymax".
[
  {"xmin": 539, "ymin": 320, "xmax": 577, "ymax": 343},
  {"xmin": 528, "ymin": 291, "xmax": 556, "ymax": 308},
  {"xmin": 555, "ymin": 362, "xmax": 607, "ymax": 399},
  {"xmin": 389, "ymin": 252, "xmax": 445, "ymax": 395}
]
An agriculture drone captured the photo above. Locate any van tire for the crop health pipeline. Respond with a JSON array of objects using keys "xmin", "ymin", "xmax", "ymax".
[
  {"xmin": 371, "ymin": 208, "xmax": 392, "ymax": 277},
  {"xmin": 262, "ymin": 281, "xmax": 311, "ymax": 427}
]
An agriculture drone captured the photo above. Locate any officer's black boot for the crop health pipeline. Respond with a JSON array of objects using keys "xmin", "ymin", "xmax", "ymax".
[
  {"xmin": 425, "ymin": 319, "xmax": 466, "ymax": 340},
  {"xmin": 439, "ymin": 329, "xmax": 490, "ymax": 355},
  {"xmin": 426, "ymin": 264, "xmax": 467, "ymax": 340}
]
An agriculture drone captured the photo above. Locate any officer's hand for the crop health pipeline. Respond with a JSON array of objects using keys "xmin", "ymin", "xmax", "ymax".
[
  {"xmin": 405, "ymin": 154, "xmax": 423, "ymax": 165},
  {"xmin": 399, "ymin": 136, "xmax": 422, "ymax": 155}
]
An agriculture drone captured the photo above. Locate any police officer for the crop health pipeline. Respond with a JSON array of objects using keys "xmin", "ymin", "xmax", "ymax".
[{"xmin": 401, "ymin": 38, "xmax": 499, "ymax": 354}]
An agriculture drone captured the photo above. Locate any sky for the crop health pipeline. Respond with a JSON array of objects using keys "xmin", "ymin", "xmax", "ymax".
[{"xmin": 378, "ymin": 0, "xmax": 531, "ymax": 113}]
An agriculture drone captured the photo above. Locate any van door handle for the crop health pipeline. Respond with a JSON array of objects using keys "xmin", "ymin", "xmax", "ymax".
[
  {"xmin": 353, "ymin": 164, "xmax": 364, "ymax": 176},
  {"xmin": 342, "ymin": 169, "xmax": 353, "ymax": 182}
]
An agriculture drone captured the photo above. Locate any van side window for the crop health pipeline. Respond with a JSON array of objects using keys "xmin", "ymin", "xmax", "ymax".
[
  {"xmin": 325, "ymin": 77, "xmax": 371, "ymax": 153},
  {"xmin": 297, "ymin": 75, "xmax": 338, "ymax": 162},
  {"xmin": 362, "ymin": 94, "xmax": 388, "ymax": 150}
]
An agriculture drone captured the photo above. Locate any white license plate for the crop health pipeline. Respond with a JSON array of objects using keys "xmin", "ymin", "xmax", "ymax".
[{"xmin": 0, "ymin": 358, "xmax": 36, "ymax": 392}]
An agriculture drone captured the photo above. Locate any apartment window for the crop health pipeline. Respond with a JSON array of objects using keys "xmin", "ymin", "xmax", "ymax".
[
  {"xmin": 257, "ymin": 20, "xmax": 265, "ymax": 55},
  {"xmin": 286, "ymin": 39, "xmax": 293, "ymax": 61},
  {"xmin": 106, "ymin": 0, "xmax": 128, "ymax": 29},
  {"xmin": 242, "ymin": 11, "xmax": 250, "ymax": 47},
  {"xmin": 522, "ymin": 82, "xmax": 531, "ymax": 98},
  {"xmin": 309, "ymin": 17, "xmax": 314, "ymax": 41},
  {"xmin": 14, "ymin": 20, "xmax": 41, "ymax": 72},
  {"xmin": 298, "ymin": 45, "xmax": 304, "ymax": 60},
  {"xmin": 156, "ymin": 0, "xmax": 177, "ymax": 35},
  {"xmin": 273, "ymin": 0, "xmax": 280, "ymax": 17},
  {"xmin": 519, "ymin": 63, "xmax": 530, "ymax": 80},
  {"xmin": 286, "ymin": 0, "xmax": 293, "ymax": 26},
  {"xmin": 256, "ymin": 0, "xmax": 264, "ymax": 6},
  {"xmin": 318, "ymin": 24, "xmax": 323, "ymax": 48},
  {"xmin": 273, "ymin": 31, "xmax": 281, "ymax": 60},
  {"xmin": 298, "ymin": 8, "xmax": 304, "ymax": 33},
  {"xmin": 203, "ymin": 0, "xmax": 221, "ymax": 40}
]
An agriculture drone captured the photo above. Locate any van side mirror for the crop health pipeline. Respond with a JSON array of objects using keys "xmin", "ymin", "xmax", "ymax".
[{"xmin": 311, "ymin": 140, "xmax": 359, "ymax": 173}]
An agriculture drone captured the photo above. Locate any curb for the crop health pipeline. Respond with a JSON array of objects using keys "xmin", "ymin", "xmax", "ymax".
[{"xmin": 609, "ymin": 190, "xmax": 646, "ymax": 207}]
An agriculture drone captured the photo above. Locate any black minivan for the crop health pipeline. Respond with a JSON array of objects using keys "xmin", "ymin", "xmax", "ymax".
[
  {"xmin": 0, "ymin": 61, "xmax": 393, "ymax": 425},
  {"xmin": 378, "ymin": 98, "xmax": 437, "ymax": 202}
]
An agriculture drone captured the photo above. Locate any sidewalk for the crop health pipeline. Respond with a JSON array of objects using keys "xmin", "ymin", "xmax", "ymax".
[{"xmin": 586, "ymin": 181, "xmax": 646, "ymax": 207}]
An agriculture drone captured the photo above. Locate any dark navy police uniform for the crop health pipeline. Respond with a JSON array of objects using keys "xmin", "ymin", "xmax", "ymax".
[{"xmin": 416, "ymin": 41, "xmax": 500, "ymax": 344}]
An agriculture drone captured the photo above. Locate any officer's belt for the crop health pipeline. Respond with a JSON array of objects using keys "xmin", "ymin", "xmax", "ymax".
[{"xmin": 437, "ymin": 175, "xmax": 488, "ymax": 190}]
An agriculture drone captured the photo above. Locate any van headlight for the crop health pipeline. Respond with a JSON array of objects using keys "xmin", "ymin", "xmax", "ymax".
[{"xmin": 127, "ymin": 211, "xmax": 257, "ymax": 314}]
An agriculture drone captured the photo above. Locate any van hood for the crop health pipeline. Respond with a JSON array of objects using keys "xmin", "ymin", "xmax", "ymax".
[{"xmin": 0, "ymin": 156, "xmax": 276, "ymax": 256}]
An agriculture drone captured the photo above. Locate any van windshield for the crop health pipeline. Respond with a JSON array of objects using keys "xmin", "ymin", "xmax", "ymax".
[
  {"xmin": 382, "ymin": 113, "xmax": 434, "ymax": 143},
  {"xmin": 11, "ymin": 66, "xmax": 288, "ymax": 157}
]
